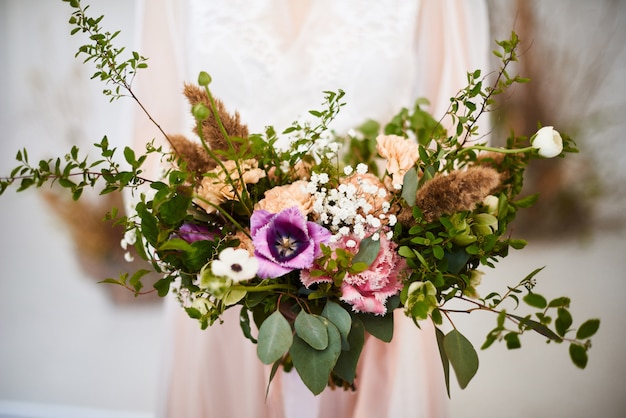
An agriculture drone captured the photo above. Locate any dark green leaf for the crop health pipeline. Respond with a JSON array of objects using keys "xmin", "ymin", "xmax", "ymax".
[
  {"xmin": 333, "ymin": 317, "xmax": 365, "ymax": 384},
  {"xmin": 504, "ymin": 332, "xmax": 521, "ymax": 349},
  {"xmin": 290, "ymin": 320, "xmax": 342, "ymax": 395},
  {"xmin": 435, "ymin": 327, "xmax": 451, "ymax": 398},
  {"xmin": 523, "ymin": 292, "xmax": 547, "ymax": 309},
  {"xmin": 159, "ymin": 193, "xmax": 192, "ymax": 226},
  {"xmin": 444, "ymin": 248, "xmax": 470, "ymax": 275},
  {"xmin": 510, "ymin": 314, "xmax": 562, "ymax": 342},
  {"xmin": 443, "ymin": 329, "xmax": 479, "ymax": 389},
  {"xmin": 153, "ymin": 276, "xmax": 172, "ymax": 297},
  {"xmin": 357, "ymin": 310, "xmax": 394, "ymax": 342},
  {"xmin": 548, "ymin": 297, "xmax": 571, "ymax": 308},
  {"xmin": 239, "ymin": 307, "xmax": 257, "ymax": 344},
  {"xmin": 555, "ymin": 308, "xmax": 573, "ymax": 337},
  {"xmin": 569, "ymin": 343, "xmax": 588, "ymax": 369},
  {"xmin": 576, "ymin": 319, "xmax": 600, "ymax": 340}
]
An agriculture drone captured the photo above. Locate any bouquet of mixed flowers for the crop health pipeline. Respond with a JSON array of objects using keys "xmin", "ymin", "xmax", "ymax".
[{"xmin": 0, "ymin": 0, "xmax": 599, "ymax": 396}]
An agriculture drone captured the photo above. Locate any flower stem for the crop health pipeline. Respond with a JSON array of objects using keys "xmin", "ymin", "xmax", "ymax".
[{"xmin": 231, "ymin": 283, "xmax": 298, "ymax": 293}]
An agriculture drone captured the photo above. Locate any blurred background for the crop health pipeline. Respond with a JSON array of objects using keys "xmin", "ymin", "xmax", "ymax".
[{"xmin": 0, "ymin": 1, "xmax": 624, "ymax": 417}]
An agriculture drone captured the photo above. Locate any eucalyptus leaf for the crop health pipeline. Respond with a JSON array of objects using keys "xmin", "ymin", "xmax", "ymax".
[
  {"xmin": 295, "ymin": 311, "xmax": 329, "ymax": 350},
  {"xmin": 435, "ymin": 327, "xmax": 451, "ymax": 398},
  {"xmin": 333, "ymin": 317, "xmax": 365, "ymax": 384},
  {"xmin": 290, "ymin": 320, "xmax": 342, "ymax": 395},
  {"xmin": 353, "ymin": 236, "xmax": 380, "ymax": 266},
  {"xmin": 321, "ymin": 301, "xmax": 352, "ymax": 350},
  {"xmin": 443, "ymin": 329, "xmax": 479, "ymax": 389},
  {"xmin": 358, "ymin": 310, "xmax": 394, "ymax": 342},
  {"xmin": 257, "ymin": 311, "xmax": 293, "ymax": 365},
  {"xmin": 401, "ymin": 168, "xmax": 418, "ymax": 206}
]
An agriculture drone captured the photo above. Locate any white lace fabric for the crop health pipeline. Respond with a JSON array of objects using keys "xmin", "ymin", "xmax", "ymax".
[{"xmin": 184, "ymin": 0, "xmax": 420, "ymax": 133}]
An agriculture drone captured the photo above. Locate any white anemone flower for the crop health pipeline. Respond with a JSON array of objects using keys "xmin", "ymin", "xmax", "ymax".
[
  {"xmin": 531, "ymin": 126, "xmax": 563, "ymax": 158},
  {"xmin": 211, "ymin": 248, "xmax": 258, "ymax": 282}
]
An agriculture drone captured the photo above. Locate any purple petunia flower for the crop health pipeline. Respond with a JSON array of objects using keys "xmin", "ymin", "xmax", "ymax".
[{"xmin": 250, "ymin": 206, "xmax": 331, "ymax": 279}]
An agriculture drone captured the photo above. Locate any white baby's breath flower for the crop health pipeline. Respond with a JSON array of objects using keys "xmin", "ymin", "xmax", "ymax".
[
  {"xmin": 120, "ymin": 228, "xmax": 137, "ymax": 250},
  {"xmin": 346, "ymin": 239, "xmax": 357, "ymax": 248},
  {"xmin": 356, "ymin": 163, "xmax": 369, "ymax": 175},
  {"xmin": 211, "ymin": 248, "xmax": 258, "ymax": 282},
  {"xmin": 343, "ymin": 165, "xmax": 354, "ymax": 175},
  {"xmin": 123, "ymin": 251, "xmax": 135, "ymax": 263}
]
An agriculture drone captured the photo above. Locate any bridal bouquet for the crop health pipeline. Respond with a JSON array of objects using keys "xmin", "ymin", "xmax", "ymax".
[{"xmin": 0, "ymin": 0, "xmax": 599, "ymax": 396}]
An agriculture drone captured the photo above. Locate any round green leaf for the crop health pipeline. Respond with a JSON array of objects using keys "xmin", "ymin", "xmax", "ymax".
[
  {"xmin": 295, "ymin": 311, "xmax": 328, "ymax": 350},
  {"xmin": 321, "ymin": 301, "xmax": 352, "ymax": 350},
  {"xmin": 257, "ymin": 311, "xmax": 293, "ymax": 365},
  {"xmin": 576, "ymin": 319, "xmax": 600, "ymax": 340},
  {"xmin": 290, "ymin": 320, "xmax": 342, "ymax": 395}
]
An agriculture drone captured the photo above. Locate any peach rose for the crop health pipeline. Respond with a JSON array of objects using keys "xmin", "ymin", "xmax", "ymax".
[
  {"xmin": 196, "ymin": 159, "xmax": 265, "ymax": 212},
  {"xmin": 254, "ymin": 180, "xmax": 313, "ymax": 215},
  {"xmin": 376, "ymin": 134, "xmax": 420, "ymax": 190}
]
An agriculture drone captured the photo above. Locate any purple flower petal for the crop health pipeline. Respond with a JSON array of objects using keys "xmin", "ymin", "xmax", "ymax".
[
  {"xmin": 306, "ymin": 222, "xmax": 332, "ymax": 258},
  {"xmin": 256, "ymin": 255, "xmax": 293, "ymax": 279},
  {"xmin": 250, "ymin": 210, "xmax": 275, "ymax": 236},
  {"xmin": 250, "ymin": 206, "xmax": 331, "ymax": 279}
]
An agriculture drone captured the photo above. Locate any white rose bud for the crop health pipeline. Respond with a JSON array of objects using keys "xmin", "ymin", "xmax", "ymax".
[
  {"xmin": 482, "ymin": 195, "xmax": 499, "ymax": 215},
  {"xmin": 531, "ymin": 126, "xmax": 563, "ymax": 158}
]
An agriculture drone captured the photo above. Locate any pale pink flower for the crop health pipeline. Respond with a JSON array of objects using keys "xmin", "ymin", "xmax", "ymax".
[{"xmin": 300, "ymin": 231, "xmax": 405, "ymax": 315}]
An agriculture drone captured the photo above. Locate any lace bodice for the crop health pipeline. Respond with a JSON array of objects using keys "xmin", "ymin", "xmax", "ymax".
[{"xmin": 183, "ymin": 0, "xmax": 421, "ymax": 133}]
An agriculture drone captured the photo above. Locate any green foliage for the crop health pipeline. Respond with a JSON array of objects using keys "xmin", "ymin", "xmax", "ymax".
[
  {"xmin": 257, "ymin": 311, "xmax": 293, "ymax": 364},
  {"xmin": 63, "ymin": 0, "xmax": 148, "ymax": 101},
  {"xmin": 443, "ymin": 329, "xmax": 479, "ymax": 390}
]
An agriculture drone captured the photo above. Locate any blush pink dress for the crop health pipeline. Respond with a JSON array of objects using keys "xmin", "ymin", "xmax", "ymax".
[{"xmin": 132, "ymin": 1, "xmax": 490, "ymax": 417}]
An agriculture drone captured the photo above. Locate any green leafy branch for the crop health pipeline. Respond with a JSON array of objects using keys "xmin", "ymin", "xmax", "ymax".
[
  {"xmin": 63, "ymin": 0, "xmax": 178, "ymax": 153},
  {"xmin": 0, "ymin": 137, "xmax": 151, "ymax": 199}
]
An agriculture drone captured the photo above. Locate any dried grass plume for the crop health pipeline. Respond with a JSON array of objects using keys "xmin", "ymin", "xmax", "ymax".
[{"xmin": 183, "ymin": 83, "xmax": 249, "ymax": 153}]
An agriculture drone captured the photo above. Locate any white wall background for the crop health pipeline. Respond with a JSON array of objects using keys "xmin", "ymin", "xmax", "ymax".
[{"xmin": 0, "ymin": 1, "xmax": 625, "ymax": 417}]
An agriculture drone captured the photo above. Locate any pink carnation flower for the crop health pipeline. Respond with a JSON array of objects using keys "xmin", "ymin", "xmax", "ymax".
[{"xmin": 300, "ymin": 231, "xmax": 405, "ymax": 315}]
